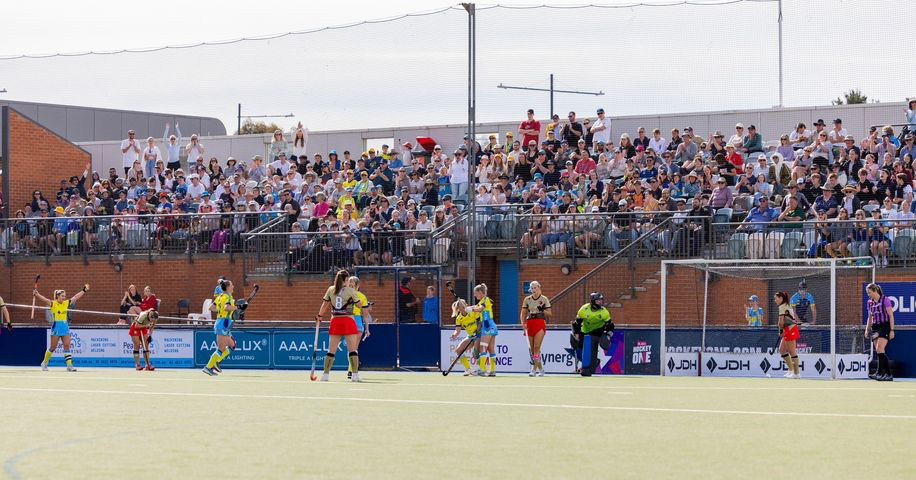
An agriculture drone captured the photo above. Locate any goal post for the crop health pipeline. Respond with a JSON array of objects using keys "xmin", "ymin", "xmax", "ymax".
[{"xmin": 660, "ymin": 258, "xmax": 875, "ymax": 379}]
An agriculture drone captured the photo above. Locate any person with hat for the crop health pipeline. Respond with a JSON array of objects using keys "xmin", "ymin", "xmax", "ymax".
[
  {"xmin": 742, "ymin": 124, "xmax": 764, "ymax": 155},
  {"xmin": 745, "ymin": 295, "xmax": 765, "ymax": 327},
  {"xmin": 706, "ymin": 130, "xmax": 727, "ymax": 159},
  {"xmin": 811, "ymin": 184, "xmax": 838, "ymax": 218},
  {"xmin": 447, "ymin": 148, "xmax": 470, "ymax": 199},
  {"xmin": 183, "ymin": 133, "xmax": 205, "ymax": 173},
  {"xmin": 727, "ymin": 123, "xmax": 746, "ymax": 151},
  {"xmin": 828, "ymin": 118, "xmax": 847, "ymax": 145},
  {"xmin": 589, "ymin": 108, "xmax": 611, "ymax": 148},
  {"xmin": 790, "ymin": 280, "xmax": 817, "ymax": 325},
  {"xmin": 674, "ymin": 131, "xmax": 698, "ymax": 164}
]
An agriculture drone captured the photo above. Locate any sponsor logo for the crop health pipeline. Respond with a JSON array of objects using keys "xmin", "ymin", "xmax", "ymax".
[
  {"xmin": 706, "ymin": 357, "xmax": 750, "ymax": 372},
  {"xmin": 632, "ymin": 341, "xmax": 652, "ymax": 364},
  {"xmin": 837, "ymin": 358, "xmax": 867, "ymax": 375},
  {"xmin": 667, "ymin": 357, "xmax": 697, "ymax": 373},
  {"xmin": 199, "ymin": 339, "xmax": 267, "ymax": 351},
  {"xmin": 814, "ymin": 358, "xmax": 827, "ymax": 374}
]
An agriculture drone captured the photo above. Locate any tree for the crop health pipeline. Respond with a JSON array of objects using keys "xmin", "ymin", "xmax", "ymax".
[
  {"xmin": 237, "ymin": 119, "xmax": 283, "ymax": 135},
  {"xmin": 831, "ymin": 89, "xmax": 869, "ymax": 106}
]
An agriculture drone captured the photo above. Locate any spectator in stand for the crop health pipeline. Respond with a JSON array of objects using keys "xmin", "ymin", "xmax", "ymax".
[
  {"xmin": 828, "ymin": 118, "xmax": 847, "ymax": 145},
  {"xmin": 269, "ymin": 130, "xmax": 288, "ymax": 160},
  {"xmin": 562, "ymin": 111, "xmax": 584, "ymax": 147},
  {"xmin": 184, "ymin": 134, "xmax": 205, "ymax": 170},
  {"xmin": 811, "ymin": 186, "xmax": 838, "ymax": 218},
  {"xmin": 810, "ymin": 131, "xmax": 833, "ymax": 168},
  {"xmin": 707, "ymin": 131, "xmax": 727, "ymax": 159},
  {"xmin": 519, "ymin": 109, "xmax": 540, "ymax": 150},
  {"xmin": 741, "ymin": 196, "xmax": 779, "ymax": 259},
  {"xmin": 740, "ymin": 125, "xmax": 762, "ymax": 156},
  {"xmin": 590, "ymin": 108, "xmax": 611, "ymax": 148},
  {"xmin": 575, "ymin": 151, "xmax": 597, "ymax": 175},
  {"xmin": 248, "ymin": 156, "xmax": 267, "ymax": 184},
  {"xmin": 141, "ymin": 137, "xmax": 162, "ymax": 179},
  {"xmin": 648, "ymin": 128, "xmax": 668, "ymax": 154},
  {"xmin": 448, "ymin": 148, "xmax": 469, "ymax": 199},
  {"xmin": 827, "ymin": 208, "xmax": 853, "ymax": 258},
  {"xmin": 674, "ymin": 132, "xmax": 697, "ymax": 165},
  {"xmin": 727, "ymin": 123, "xmax": 745, "ymax": 151},
  {"xmin": 868, "ymin": 207, "xmax": 891, "ymax": 267},
  {"xmin": 899, "ymin": 134, "xmax": 916, "ymax": 160},
  {"xmin": 633, "ymin": 127, "xmax": 650, "ymax": 150},
  {"xmin": 709, "ymin": 177, "xmax": 733, "ymax": 209},
  {"xmin": 121, "ymin": 129, "xmax": 141, "ymax": 176},
  {"xmin": 163, "ymin": 123, "xmax": 182, "ymax": 171},
  {"xmin": 789, "ymin": 122, "xmax": 811, "ymax": 150}
]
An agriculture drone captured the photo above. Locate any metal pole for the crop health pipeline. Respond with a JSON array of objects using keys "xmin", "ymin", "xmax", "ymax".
[
  {"xmin": 777, "ymin": 0, "xmax": 783, "ymax": 107},
  {"xmin": 830, "ymin": 259, "xmax": 836, "ymax": 379},
  {"xmin": 702, "ymin": 269, "xmax": 709, "ymax": 353},
  {"xmin": 660, "ymin": 261, "xmax": 667, "ymax": 376},
  {"xmin": 463, "ymin": 3, "xmax": 477, "ymax": 300},
  {"xmin": 549, "ymin": 74, "xmax": 554, "ymax": 118},
  {"xmin": 237, "ymin": 103, "xmax": 241, "ymax": 135}
]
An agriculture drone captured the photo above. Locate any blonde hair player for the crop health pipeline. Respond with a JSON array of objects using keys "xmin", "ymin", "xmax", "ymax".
[
  {"xmin": 317, "ymin": 270, "xmax": 362, "ymax": 382},
  {"xmin": 347, "ymin": 276, "xmax": 372, "ymax": 380},
  {"xmin": 520, "ymin": 281, "xmax": 551, "ymax": 376},
  {"xmin": 467, "ymin": 283, "xmax": 498, "ymax": 377},
  {"xmin": 35, "ymin": 284, "xmax": 90, "ymax": 372},
  {"xmin": 450, "ymin": 298, "xmax": 481, "ymax": 376}
]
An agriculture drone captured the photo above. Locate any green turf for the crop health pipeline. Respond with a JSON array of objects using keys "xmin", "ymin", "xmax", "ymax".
[{"xmin": 1, "ymin": 368, "xmax": 915, "ymax": 479}]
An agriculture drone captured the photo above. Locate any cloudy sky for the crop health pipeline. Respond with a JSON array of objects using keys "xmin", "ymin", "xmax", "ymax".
[{"xmin": 0, "ymin": 0, "xmax": 909, "ymax": 133}]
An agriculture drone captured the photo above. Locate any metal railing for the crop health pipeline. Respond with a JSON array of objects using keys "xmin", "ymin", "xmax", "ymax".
[
  {"xmin": 0, "ymin": 211, "xmax": 283, "ymax": 263},
  {"xmin": 549, "ymin": 218, "xmax": 678, "ymax": 324}
]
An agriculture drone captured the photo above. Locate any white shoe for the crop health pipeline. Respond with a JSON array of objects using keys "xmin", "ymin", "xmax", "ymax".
[
  {"xmin": 350, "ymin": 373, "xmax": 361, "ymax": 383},
  {"xmin": 783, "ymin": 371, "xmax": 793, "ymax": 378},
  {"xmin": 882, "ymin": 257, "xmax": 888, "ymax": 267},
  {"xmin": 793, "ymin": 372, "xmax": 801, "ymax": 379},
  {"xmin": 488, "ymin": 371, "xmax": 496, "ymax": 377},
  {"xmin": 66, "ymin": 366, "xmax": 77, "ymax": 372},
  {"xmin": 41, "ymin": 363, "xmax": 48, "ymax": 371},
  {"xmin": 320, "ymin": 373, "xmax": 329, "ymax": 382},
  {"xmin": 462, "ymin": 369, "xmax": 472, "ymax": 376},
  {"xmin": 476, "ymin": 369, "xmax": 488, "ymax": 377},
  {"xmin": 537, "ymin": 368, "xmax": 545, "ymax": 377},
  {"xmin": 528, "ymin": 367, "xmax": 536, "ymax": 377}
]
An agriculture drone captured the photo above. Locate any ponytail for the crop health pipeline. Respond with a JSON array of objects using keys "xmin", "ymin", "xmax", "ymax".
[{"xmin": 333, "ymin": 269, "xmax": 350, "ymax": 295}]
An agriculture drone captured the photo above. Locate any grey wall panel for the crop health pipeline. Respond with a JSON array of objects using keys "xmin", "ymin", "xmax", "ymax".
[
  {"xmin": 200, "ymin": 119, "xmax": 225, "ymax": 137},
  {"xmin": 66, "ymin": 109, "xmax": 95, "ymax": 143},
  {"xmin": 35, "ymin": 105, "xmax": 68, "ymax": 138},
  {"xmin": 147, "ymin": 114, "xmax": 173, "ymax": 140},
  {"xmin": 10, "ymin": 103, "xmax": 39, "ymax": 120},
  {"xmin": 174, "ymin": 117, "xmax": 202, "ymax": 137},
  {"xmin": 94, "ymin": 110, "xmax": 122, "ymax": 142},
  {"xmin": 120, "ymin": 112, "xmax": 149, "ymax": 139}
]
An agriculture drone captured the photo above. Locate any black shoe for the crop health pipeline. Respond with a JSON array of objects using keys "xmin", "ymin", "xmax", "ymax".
[
  {"xmin": 878, "ymin": 373, "xmax": 894, "ymax": 382},
  {"xmin": 869, "ymin": 371, "xmax": 878, "ymax": 380},
  {"xmin": 347, "ymin": 371, "xmax": 352, "ymax": 379}
]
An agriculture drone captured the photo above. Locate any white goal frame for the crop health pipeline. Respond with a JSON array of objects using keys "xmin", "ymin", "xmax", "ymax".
[{"xmin": 660, "ymin": 257, "xmax": 876, "ymax": 378}]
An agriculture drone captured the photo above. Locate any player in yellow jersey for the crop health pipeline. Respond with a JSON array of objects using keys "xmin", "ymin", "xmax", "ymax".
[
  {"xmin": 466, "ymin": 283, "xmax": 498, "ymax": 377},
  {"xmin": 317, "ymin": 270, "xmax": 362, "ymax": 382},
  {"xmin": 203, "ymin": 280, "xmax": 238, "ymax": 376},
  {"xmin": 347, "ymin": 276, "xmax": 372, "ymax": 379},
  {"xmin": 450, "ymin": 298, "xmax": 480, "ymax": 376},
  {"xmin": 35, "ymin": 284, "xmax": 90, "ymax": 372}
]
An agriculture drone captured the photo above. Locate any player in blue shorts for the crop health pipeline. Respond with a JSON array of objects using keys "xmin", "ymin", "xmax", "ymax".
[
  {"xmin": 789, "ymin": 281, "xmax": 817, "ymax": 324},
  {"xmin": 347, "ymin": 276, "xmax": 372, "ymax": 379},
  {"xmin": 467, "ymin": 283, "xmax": 498, "ymax": 377},
  {"xmin": 36, "ymin": 284, "xmax": 89, "ymax": 372},
  {"xmin": 203, "ymin": 279, "xmax": 238, "ymax": 376}
]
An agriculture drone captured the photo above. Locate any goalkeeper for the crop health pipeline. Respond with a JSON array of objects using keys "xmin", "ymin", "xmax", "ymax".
[{"xmin": 571, "ymin": 292, "xmax": 613, "ymax": 377}]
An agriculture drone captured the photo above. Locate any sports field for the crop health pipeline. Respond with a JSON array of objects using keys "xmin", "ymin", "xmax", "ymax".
[{"xmin": 1, "ymin": 369, "xmax": 915, "ymax": 480}]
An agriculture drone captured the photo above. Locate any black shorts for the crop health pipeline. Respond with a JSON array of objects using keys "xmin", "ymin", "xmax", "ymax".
[{"xmin": 871, "ymin": 322, "xmax": 891, "ymax": 340}]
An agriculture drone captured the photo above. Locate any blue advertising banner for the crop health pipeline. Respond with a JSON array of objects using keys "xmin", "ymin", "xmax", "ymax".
[
  {"xmin": 194, "ymin": 330, "xmax": 271, "ymax": 368},
  {"xmin": 272, "ymin": 330, "xmax": 349, "ymax": 369},
  {"xmin": 862, "ymin": 282, "xmax": 916, "ymax": 326}
]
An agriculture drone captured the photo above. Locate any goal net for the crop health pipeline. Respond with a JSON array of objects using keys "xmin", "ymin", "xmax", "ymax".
[{"xmin": 660, "ymin": 258, "xmax": 875, "ymax": 379}]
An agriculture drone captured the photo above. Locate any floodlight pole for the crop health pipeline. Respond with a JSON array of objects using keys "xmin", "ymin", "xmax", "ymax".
[
  {"xmin": 777, "ymin": 0, "xmax": 783, "ymax": 107},
  {"xmin": 236, "ymin": 103, "xmax": 294, "ymax": 135},
  {"xmin": 497, "ymin": 74, "xmax": 604, "ymax": 118},
  {"xmin": 463, "ymin": 2, "xmax": 477, "ymax": 300}
]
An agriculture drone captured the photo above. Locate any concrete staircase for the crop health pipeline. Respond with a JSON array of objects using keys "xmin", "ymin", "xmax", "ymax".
[{"xmin": 608, "ymin": 270, "xmax": 661, "ymax": 308}]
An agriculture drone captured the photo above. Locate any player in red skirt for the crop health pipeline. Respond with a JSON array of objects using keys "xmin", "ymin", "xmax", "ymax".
[
  {"xmin": 317, "ymin": 270, "xmax": 362, "ymax": 382},
  {"xmin": 774, "ymin": 291, "xmax": 801, "ymax": 379},
  {"xmin": 129, "ymin": 309, "xmax": 159, "ymax": 371},
  {"xmin": 520, "ymin": 281, "xmax": 551, "ymax": 376}
]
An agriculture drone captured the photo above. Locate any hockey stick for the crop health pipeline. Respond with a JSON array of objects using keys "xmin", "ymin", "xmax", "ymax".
[
  {"xmin": 309, "ymin": 316, "xmax": 321, "ymax": 381},
  {"xmin": 235, "ymin": 284, "xmax": 260, "ymax": 324},
  {"xmin": 30, "ymin": 274, "xmax": 41, "ymax": 321},
  {"xmin": 442, "ymin": 334, "xmax": 477, "ymax": 376}
]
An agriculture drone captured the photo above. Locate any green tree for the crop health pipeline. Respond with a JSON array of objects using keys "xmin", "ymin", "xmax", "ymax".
[
  {"xmin": 237, "ymin": 119, "xmax": 283, "ymax": 135},
  {"xmin": 831, "ymin": 89, "xmax": 869, "ymax": 106}
]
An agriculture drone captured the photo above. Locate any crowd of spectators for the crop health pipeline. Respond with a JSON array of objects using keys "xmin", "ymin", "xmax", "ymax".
[{"xmin": 3, "ymin": 99, "xmax": 916, "ymax": 268}]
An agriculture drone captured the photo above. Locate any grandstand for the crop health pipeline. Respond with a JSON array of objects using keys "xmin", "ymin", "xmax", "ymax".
[{"xmin": 2, "ymin": 2, "xmax": 916, "ymax": 478}]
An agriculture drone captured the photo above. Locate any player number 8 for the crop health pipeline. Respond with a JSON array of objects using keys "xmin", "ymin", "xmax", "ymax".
[{"xmin": 335, "ymin": 297, "xmax": 343, "ymax": 310}]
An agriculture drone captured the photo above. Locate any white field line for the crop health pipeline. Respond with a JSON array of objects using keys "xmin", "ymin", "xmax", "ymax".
[
  {"xmin": 1, "ymin": 386, "xmax": 915, "ymax": 421},
  {"xmin": 0, "ymin": 373, "xmax": 914, "ymax": 393}
]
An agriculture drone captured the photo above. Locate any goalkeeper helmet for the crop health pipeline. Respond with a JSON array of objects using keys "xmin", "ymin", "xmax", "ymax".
[{"xmin": 589, "ymin": 292, "xmax": 604, "ymax": 309}]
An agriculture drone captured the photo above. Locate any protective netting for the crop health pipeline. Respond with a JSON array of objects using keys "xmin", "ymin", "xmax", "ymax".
[
  {"xmin": 2, "ymin": 1, "xmax": 912, "ymax": 132},
  {"xmin": 662, "ymin": 259, "xmax": 874, "ymax": 356}
]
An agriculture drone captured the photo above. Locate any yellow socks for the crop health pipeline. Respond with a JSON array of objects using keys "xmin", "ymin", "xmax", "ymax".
[
  {"xmin": 323, "ymin": 353, "xmax": 335, "ymax": 374},
  {"xmin": 348, "ymin": 352, "xmax": 359, "ymax": 374},
  {"xmin": 206, "ymin": 352, "xmax": 220, "ymax": 369},
  {"xmin": 478, "ymin": 353, "xmax": 488, "ymax": 370},
  {"xmin": 42, "ymin": 350, "xmax": 52, "ymax": 365},
  {"xmin": 459, "ymin": 355, "xmax": 470, "ymax": 370}
]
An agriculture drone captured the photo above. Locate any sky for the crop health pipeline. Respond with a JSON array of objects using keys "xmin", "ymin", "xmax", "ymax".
[{"xmin": 0, "ymin": 0, "xmax": 911, "ymax": 133}]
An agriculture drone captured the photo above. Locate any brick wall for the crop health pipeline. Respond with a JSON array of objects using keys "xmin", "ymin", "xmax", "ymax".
[
  {"xmin": 0, "ymin": 258, "xmax": 440, "ymax": 325},
  {"xmin": 3, "ymin": 108, "xmax": 91, "ymax": 216}
]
